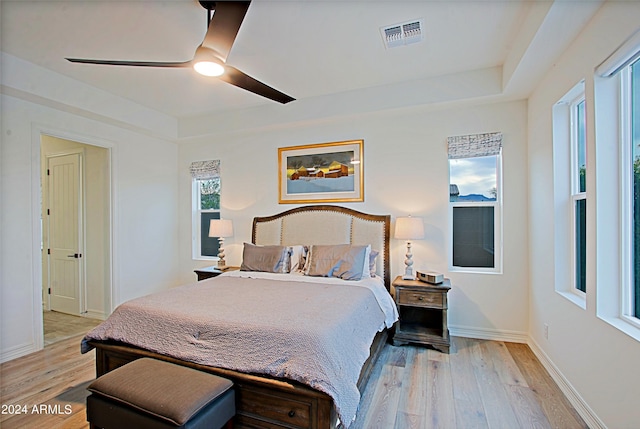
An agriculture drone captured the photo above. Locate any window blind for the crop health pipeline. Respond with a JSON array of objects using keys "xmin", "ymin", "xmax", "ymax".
[
  {"xmin": 190, "ymin": 160, "xmax": 220, "ymax": 179},
  {"xmin": 447, "ymin": 132, "xmax": 502, "ymax": 159}
]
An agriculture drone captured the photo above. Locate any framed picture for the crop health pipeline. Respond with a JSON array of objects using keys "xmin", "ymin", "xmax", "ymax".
[{"xmin": 278, "ymin": 140, "xmax": 364, "ymax": 204}]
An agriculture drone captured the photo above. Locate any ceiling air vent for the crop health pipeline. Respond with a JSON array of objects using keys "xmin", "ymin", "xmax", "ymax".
[{"xmin": 381, "ymin": 19, "xmax": 424, "ymax": 49}]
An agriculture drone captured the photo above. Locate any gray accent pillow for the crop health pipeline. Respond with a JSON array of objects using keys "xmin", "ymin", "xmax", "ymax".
[
  {"xmin": 306, "ymin": 244, "xmax": 368, "ymax": 281},
  {"xmin": 240, "ymin": 243, "xmax": 289, "ymax": 273}
]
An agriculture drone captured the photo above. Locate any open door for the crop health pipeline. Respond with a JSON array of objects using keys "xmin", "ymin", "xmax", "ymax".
[{"xmin": 46, "ymin": 152, "xmax": 84, "ymax": 315}]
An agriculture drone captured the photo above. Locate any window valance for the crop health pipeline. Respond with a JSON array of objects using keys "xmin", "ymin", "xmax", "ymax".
[
  {"xmin": 190, "ymin": 160, "xmax": 220, "ymax": 179},
  {"xmin": 447, "ymin": 132, "xmax": 502, "ymax": 159}
]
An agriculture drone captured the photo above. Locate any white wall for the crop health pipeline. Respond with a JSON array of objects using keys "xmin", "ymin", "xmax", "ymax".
[
  {"xmin": 528, "ymin": 2, "xmax": 640, "ymax": 428},
  {"xmin": 178, "ymin": 99, "xmax": 530, "ymax": 341},
  {"xmin": 0, "ymin": 94, "xmax": 180, "ymax": 362}
]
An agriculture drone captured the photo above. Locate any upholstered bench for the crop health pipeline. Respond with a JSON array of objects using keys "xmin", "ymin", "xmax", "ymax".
[{"xmin": 86, "ymin": 358, "xmax": 235, "ymax": 429}]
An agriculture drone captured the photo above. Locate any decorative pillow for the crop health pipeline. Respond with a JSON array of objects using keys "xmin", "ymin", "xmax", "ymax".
[
  {"xmin": 368, "ymin": 249, "xmax": 380, "ymax": 277},
  {"xmin": 240, "ymin": 243, "xmax": 290, "ymax": 273},
  {"xmin": 361, "ymin": 245, "xmax": 372, "ymax": 278},
  {"xmin": 288, "ymin": 245, "xmax": 308, "ymax": 272},
  {"xmin": 305, "ymin": 244, "xmax": 369, "ymax": 281}
]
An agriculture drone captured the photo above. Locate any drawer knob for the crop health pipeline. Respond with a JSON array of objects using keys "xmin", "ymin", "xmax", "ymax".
[
  {"xmin": 288, "ymin": 410, "xmax": 296, "ymax": 418},
  {"xmin": 418, "ymin": 296, "xmax": 424, "ymax": 300}
]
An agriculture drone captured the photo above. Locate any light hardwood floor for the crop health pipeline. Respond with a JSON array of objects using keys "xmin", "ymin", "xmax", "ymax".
[
  {"xmin": 0, "ymin": 335, "xmax": 587, "ymax": 429},
  {"xmin": 351, "ymin": 337, "xmax": 587, "ymax": 429},
  {"xmin": 43, "ymin": 311, "xmax": 103, "ymax": 346}
]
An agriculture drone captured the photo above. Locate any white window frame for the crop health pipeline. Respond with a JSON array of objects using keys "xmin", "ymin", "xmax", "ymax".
[
  {"xmin": 192, "ymin": 177, "xmax": 221, "ymax": 261},
  {"xmin": 620, "ymin": 61, "xmax": 640, "ymax": 328},
  {"xmin": 570, "ymin": 94, "xmax": 587, "ymax": 297},
  {"xmin": 552, "ymin": 80, "xmax": 587, "ymax": 308},
  {"xmin": 594, "ymin": 38, "xmax": 640, "ymax": 341},
  {"xmin": 448, "ymin": 153, "xmax": 503, "ymax": 274}
]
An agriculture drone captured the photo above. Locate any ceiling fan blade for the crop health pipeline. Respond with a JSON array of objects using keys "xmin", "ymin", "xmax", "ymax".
[
  {"xmin": 201, "ymin": 1, "xmax": 251, "ymax": 62},
  {"xmin": 66, "ymin": 1, "xmax": 294, "ymax": 104},
  {"xmin": 65, "ymin": 58, "xmax": 192, "ymax": 68},
  {"xmin": 219, "ymin": 65, "xmax": 295, "ymax": 104}
]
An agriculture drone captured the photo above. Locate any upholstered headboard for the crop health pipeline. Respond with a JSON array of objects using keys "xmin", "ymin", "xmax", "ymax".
[{"xmin": 252, "ymin": 205, "xmax": 391, "ymax": 289}]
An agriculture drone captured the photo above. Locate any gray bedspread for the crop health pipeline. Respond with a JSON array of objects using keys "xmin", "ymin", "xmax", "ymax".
[{"xmin": 81, "ymin": 274, "xmax": 396, "ymax": 426}]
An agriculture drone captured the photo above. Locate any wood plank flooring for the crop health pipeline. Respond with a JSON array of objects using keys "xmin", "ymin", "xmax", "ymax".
[
  {"xmin": 43, "ymin": 311, "xmax": 102, "ymax": 346},
  {"xmin": 351, "ymin": 338, "xmax": 587, "ymax": 429},
  {"xmin": 1, "ymin": 334, "xmax": 587, "ymax": 429}
]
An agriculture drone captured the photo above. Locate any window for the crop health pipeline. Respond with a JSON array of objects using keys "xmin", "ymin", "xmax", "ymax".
[
  {"xmin": 632, "ymin": 58, "xmax": 640, "ymax": 318},
  {"xmin": 622, "ymin": 56, "xmax": 640, "ymax": 320},
  {"xmin": 552, "ymin": 80, "xmax": 586, "ymax": 306},
  {"xmin": 594, "ymin": 32, "xmax": 640, "ymax": 339},
  {"xmin": 571, "ymin": 96, "xmax": 587, "ymax": 293},
  {"xmin": 448, "ymin": 132, "xmax": 502, "ymax": 272},
  {"xmin": 190, "ymin": 160, "xmax": 221, "ymax": 259}
]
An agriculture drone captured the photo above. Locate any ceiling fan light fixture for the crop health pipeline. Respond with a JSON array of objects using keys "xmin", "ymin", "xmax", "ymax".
[
  {"xmin": 193, "ymin": 46, "xmax": 225, "ymax": 77},
  {"xmin": 66, "ymin": 2, "xmax": 294, "ymax": 103},
  {"xmin": 194, "ymin": 61, "xmax": 225, "ymax": 77}
]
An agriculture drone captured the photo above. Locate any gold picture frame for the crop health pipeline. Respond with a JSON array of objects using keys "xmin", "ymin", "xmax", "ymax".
[{"xmin": 278, "ymin": 140, "xmax": 364, "ymax": 204}]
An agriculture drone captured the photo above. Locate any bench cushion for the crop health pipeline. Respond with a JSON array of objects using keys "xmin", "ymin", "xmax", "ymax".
[{"xmin": 87, "ymin": 358, "xmax": 233, "ymax": 426}]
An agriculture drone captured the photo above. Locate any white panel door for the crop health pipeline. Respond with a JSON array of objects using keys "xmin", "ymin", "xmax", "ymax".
[{"xmin": 48, "ymin": 153, "xmax": 83, "ymax": 315}]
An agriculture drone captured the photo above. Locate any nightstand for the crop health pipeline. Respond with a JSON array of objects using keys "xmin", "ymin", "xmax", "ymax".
[
  {"xmin": 194, "ymin": 266, "xmax": 239, "ymax": 281},
  {"xmin": 392, "ymin": 276, "xmax": 451, "ymax": 353}
]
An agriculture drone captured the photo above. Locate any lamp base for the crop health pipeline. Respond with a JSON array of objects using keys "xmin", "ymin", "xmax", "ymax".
[
  {"xmin": 216, "ymin": 237, "xmax": 226, "ymax": 268},
  {"xmin": 402, "ymin": 266, "xmax": 416, "ymax": 280},
  {"xmin": 402, "ymin": 267, "xmax": 417, "ymax": 280},
  {"xmin": 403, "ymin": 241, "xmax": 415, "ymax": 280}
]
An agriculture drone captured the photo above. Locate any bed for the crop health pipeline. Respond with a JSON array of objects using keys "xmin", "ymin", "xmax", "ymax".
[{"xmin": 82, "ymin": 205, "xmax": 396, "ymax": 429}]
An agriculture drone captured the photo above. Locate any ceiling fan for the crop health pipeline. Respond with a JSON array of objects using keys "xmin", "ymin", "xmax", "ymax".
[{"xmin": 66, "ymin": 1, "xmax": 295, "ymax": 104}]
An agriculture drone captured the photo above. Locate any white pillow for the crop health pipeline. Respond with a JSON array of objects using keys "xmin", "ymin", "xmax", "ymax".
[
  {"xmin": 368, "ymin": 249, "xmax": 380, "ymax": 277},
  {"xmin": 361, "ymin": 245, "xmax": 372, "ymax": 278},
  {"xmin": 288, "ymin": 245, "xmax": 307, "ymax": 272}
]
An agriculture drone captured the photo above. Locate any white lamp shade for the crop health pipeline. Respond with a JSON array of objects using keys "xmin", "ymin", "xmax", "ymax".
[
  {"xmin": 394, "ymin": 216, "xmax": 425, "ymax": 240},
  {"xmin": 209, "ymin": 219, "xmax": 233, "ymax": 238}
]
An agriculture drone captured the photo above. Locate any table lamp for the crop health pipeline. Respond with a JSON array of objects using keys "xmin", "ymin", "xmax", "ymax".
[
  {"xmin": 209, "ymin": 219, "xmax": 233, "ymax": 268},
  {"xmin": 394, "ymin": 216, "xmax": 425, "ymax": 280}
]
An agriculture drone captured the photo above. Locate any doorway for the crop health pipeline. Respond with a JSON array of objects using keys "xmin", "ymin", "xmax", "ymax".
[
  {"xmin": 41, "ymin": 135, "xmax": 111, "ymax": 341},
  {"xmin": 46, "ymin": 151, "xmax": 83, "ymax": 315}
]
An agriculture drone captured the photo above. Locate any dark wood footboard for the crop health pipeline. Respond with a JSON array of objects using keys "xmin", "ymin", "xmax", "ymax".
[{"xmin": 89, "ymin": 329, "xmax": 388, "ymax": 429}]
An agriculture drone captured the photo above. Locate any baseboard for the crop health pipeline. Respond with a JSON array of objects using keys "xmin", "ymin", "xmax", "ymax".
[
  {"xmin": 449, "ymin": 324, "xmax": 528, "ymax": 343},
  {"xmin": 0, "ymin": 341, "xmax": 38, "ymax": 364},
  {"xmin": 84, "ymin": 310, "xmax": 106, "ymax": 321},
  {"xmin": 527, "ymin": 338, "xmax": 606, "ymax": 429}
]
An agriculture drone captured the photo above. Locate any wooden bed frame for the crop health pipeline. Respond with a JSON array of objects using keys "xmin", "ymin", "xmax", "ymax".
[{"xmin": 89, "ymin": 205, "xmax": 391, "ymax": 429}]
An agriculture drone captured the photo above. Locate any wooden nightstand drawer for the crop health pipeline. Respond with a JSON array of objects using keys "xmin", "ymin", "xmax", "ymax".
[{"xmin": 397, "ymin": 289, "xmax": 443, "ymax": 308}]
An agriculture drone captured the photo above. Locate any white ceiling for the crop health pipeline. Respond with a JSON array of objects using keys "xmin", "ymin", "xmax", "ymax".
[{"xmin": 1, "ymin": 0, "xmax": 603, "ymax": 120}]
